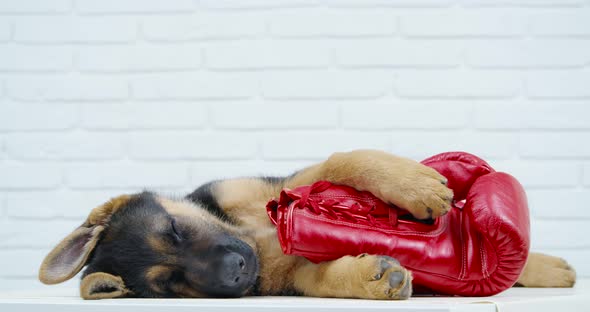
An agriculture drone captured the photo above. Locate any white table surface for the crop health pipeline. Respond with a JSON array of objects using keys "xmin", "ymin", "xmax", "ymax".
[{"xmin": 0, "ymin": 280, "xmax": 588, "ymax": 312}]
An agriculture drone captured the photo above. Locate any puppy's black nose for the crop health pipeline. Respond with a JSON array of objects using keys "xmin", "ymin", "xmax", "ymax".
[{"xmin": 219, "ymin": 252, "xmax": 247, "ymax": 287}]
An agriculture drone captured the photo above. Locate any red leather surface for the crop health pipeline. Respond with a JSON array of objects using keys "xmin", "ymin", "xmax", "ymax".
[{"xmin": 266, "ymin": 152, "xmax": 530, "ymax": 296}]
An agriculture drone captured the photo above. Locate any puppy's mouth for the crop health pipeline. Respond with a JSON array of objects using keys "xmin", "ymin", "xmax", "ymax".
[
  {"xmin": 232, "ymin": 231, "xmax": 260, "ymax": 294},
  {"xmin": 241, "ymin": 253, "xmax": 260, "ymax": 296},
  {"xmin": 239, "ymin": 240, "xmax": 260, "ymax": 295}
]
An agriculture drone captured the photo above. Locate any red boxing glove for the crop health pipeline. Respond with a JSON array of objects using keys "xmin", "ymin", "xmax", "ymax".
[{"xmin": 266, "ymin": 152, "xmax": 530, "ymax": 296}]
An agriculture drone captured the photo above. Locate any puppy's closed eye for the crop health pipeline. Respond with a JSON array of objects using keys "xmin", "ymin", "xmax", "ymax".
[{"xmin": 170, "ymin": 219, "xmax": 183, "ymax": 243}]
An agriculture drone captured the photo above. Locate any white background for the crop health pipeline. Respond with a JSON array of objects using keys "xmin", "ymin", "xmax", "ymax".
[{"xmin": 0, "ymin": 0, "xmax": 589, "ymax": 291}]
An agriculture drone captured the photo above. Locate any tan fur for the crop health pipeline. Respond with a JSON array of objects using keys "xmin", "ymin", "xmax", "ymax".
[
  {"xmin": 144, "ymin": 265, "xmax": 173, "ymax": 294},
  {"xmin": 80, "ymin": 272, "xmax": 131, "ymax": 300},
  {"xmin": 169, "ymin": 282, "xmax": 206, "ymax": 298},
  {"xmin": 86, "ymin": 195, "xmax": 133, "ymax": 227},
  {"xmin": 253, "ymin": 226, "xmax": 305, "ymax": 294},
  {"xmin": 145, "ymin": 265, "xmax": 172, "ymax": 283},
  {"xmin": 516, "ymin": 252, "xmax": 576, "ymax": 287},
  {"xmin": 214, "ymin": 178, "xmax": 283, "ymax": 227},
  {"xmin": 143, "ymin": 251, "xmax": 206, "ymax": 298},
  {"xmin": 147, "ymin": 236, "xmax": 174, "ymax": 254}
]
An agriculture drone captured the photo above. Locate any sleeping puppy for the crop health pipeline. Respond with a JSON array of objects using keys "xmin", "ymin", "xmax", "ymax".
[{"xmin": 38, "ymin": 150, "xmax": 576, "ymax": 299}]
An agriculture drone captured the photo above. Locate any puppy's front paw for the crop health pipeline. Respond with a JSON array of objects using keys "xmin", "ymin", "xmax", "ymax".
[
  {"xmin": 325, "ymin": 150, "xmax": 453, "ymax": 220},
  {"xmin": 354, "ymin": 254, "xmax": 412, "ymax": 300},
  {"xmin": 380, "ymin": 160, "xmax": 453, "ymax": 220},
  {"xmin": 517, "ymin": 253, "xmax": 576, "ymax": 288}
]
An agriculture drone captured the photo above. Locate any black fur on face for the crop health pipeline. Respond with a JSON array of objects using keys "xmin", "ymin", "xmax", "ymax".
[{"xmin": 83, "ymin": 192, "xmax": 259, "ymax": 298}]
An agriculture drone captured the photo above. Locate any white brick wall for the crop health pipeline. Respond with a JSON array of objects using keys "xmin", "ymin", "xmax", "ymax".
[{"xmin": 1, "ymin": 0, "xmax": 589, "ymax": 292}]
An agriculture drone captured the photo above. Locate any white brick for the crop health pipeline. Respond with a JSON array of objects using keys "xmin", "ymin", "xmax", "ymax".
[
  {"xmin": 0, "ymin": 249, "xmax": 49, "ymax": 277},
  {"xmin": 259, "ymin": 160, "xmax": 317, "ymax": 177},
  {"xmin": 324, "ymin": 0, "xmax": 452, "ymax": 7},
  {"xmin": 0, "ymin": 139, "xmax": 5, "ymax": 159},
  {"xmin": 190, "ymin": 160, "xmax": 317, "ymax": 186},
  {"xmin": 6, "ymin": 75, "xmax": 128, "ymax": 101},
  {"xmin": 524, "ymin": 249, "xmax": 590, "ymax": 278},
  {"xmin": 269, "ymin": 10, "xmax": 397, "ymax": 37},
  {"xmin": 527, "ymin": 190, "xmax": 590, "ymax": 219},
  {"xmin": 401, "ymin": 12, "xmax": 525, "ymax": 37},
  {"xmin": 0, "ymin": 45, "xmax": 72, "ymax": 72},
  {"xmin": 128, "ymin": 132, "xmax": 257, "ymax": 160},
  {"xmin": 463, "ymin": 0, "xmax": 584, "ymax": 6},
  {"xmin": 211, "ymin": 102, "xmax": 339, "ymax": 129},
  {"xmin": 390, "ymin": 132, "xmax": 517, "ymax": 161},
  {"xmin": 261, "ymin": 71, "xmax": 390, "ymax": 99},
  {"xmin": 80, "ymin": 102, "xmax": 207, "ymax": 130},
  {"xmin": 141, "ymin": 13, "xmax": 266, "ymax": 41},
  {"xmin": 467, "ymin": 40, "xmax": 590, "ymax": 68},
  {"xmin": 4, "ymin": 189, "xmax": 133, "ymax": 218},
  {"xmin": 76, "ymin": 0, "xmax": 194, "ymax": 13},
  {"xmin": 65, "ymin": 163, "xmax": 189, "ymax": 189},
  {"xmin": 526, "ymin": 71, "xmax": 590, "ymax": 98},
  {"xmin": 201, "ymin": 0, "xmax": 318, "ymax": 9},
  {"xmin": 0, "ymin": 23, "xmax": 10, "ymax": 41},
  {"xmin": 0, "ymin": 103, "xmax": 77, "ymax": 131},
  {"xmin": 205, "ymin": 40, "xmax": 330, "ymax": 70},
  {"xmin": 131, "ymin": 73, "xmax": 256, "ymax": 100},
  {"xmin": 530, "ymin": 10, "xmax": 590, "ymax": 36},
  {"xmin": 335, "ymin": 39, "xmax": 461, "ymax": 68},
  {"xmin": 262, "ymin": 133, "xmax": 391, "ymax": 160},
  {"xmin": 77, "ymin": 44, "xmax": 201, "ymax": 72},
  {"xmin": 342, "ymin": 101, "xmax": 470, "ymax": 129},
  {"xmin": 0, "ymin": 0, "xmax": 71, "ymax": 13},
  {"xmin": 15, "ymin": 16, "xmax": 136, "ymax": 43},
  {"xmin": 491, "ymin": 160, "xmax": 579, "ymax": 188},
  {"xmin": 520, "ymin": 132, "xmax": 590, "ymax": 158},
  {"xmin": 531, "ymin": 220, "xmax": 590, "ymax": 249},
  {"xmin": 474, "ymin": 101, "xmax": 590, "ymax": 129},
  {"xmin": 0, "ymin": 164, "xmax": 62, "ymax": 189},
  {"xmin": 5, "ymin": 133, "xmax": 125, "ymax": 160},
  {"xmin": 395, "ymin": 71, "xmax": 521, "ymax": 98},
  {"xmin": 0, "ymin": 219, "xmax": 80, "ymax": 249},
  {"xmin": 190, "ymin": 161, "xmax": 263, "ymax": 186}
]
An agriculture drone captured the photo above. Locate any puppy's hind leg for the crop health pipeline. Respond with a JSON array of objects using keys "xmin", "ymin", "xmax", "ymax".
[{"xmin": 516, "ymin": 252, "xmax": 576, "ymax": 288}]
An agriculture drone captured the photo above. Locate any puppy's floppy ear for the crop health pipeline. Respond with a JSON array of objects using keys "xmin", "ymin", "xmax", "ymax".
[
  {"xmin": 80, "ymin": 272, "xmax": 132, "ymax": 299},
  {"xmin": 38, "ymin": 224, "xmax": 105, "ymax": 285},
  {"xmin": 38, "ymin": 195, "xmax": 132, "ymax": 285}
]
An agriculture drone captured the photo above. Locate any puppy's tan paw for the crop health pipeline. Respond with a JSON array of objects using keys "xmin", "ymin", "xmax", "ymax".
[
  {"xmin": 517, "ymin": 252, "xmax": 576, "ymax": 288},
  {"xmin": 355, "ymin": 254, "xmax": 412, "ymax": 300},
  {"xmin": 379, "ymin": 161, "xmax": 453, "ymax": 220}
]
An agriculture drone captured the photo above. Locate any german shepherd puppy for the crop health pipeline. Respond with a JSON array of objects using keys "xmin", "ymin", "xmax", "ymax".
[{"xmin": 39, "ymin": 150, "xmax": 576, "ymax": 299}]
